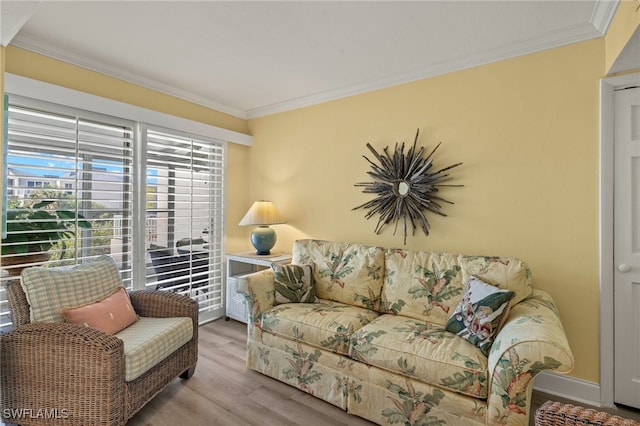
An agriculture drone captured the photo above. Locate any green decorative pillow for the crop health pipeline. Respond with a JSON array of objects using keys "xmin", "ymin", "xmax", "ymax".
[
  {"xmin": 272, "ymin": 264, "xmax": 317, "ymax": 305},
  {"xmin": 445, "ymin": 275, "xmax": 515, "ymax": 355}
]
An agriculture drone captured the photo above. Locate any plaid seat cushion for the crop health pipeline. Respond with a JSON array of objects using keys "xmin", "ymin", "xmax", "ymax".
[
  {"xmin": 116, "ymin": 316, "xmax": 193, "ymax": 381},
  {"xmin": 20, "ymin": 255, "xmax": 123, "ymax": 323}
]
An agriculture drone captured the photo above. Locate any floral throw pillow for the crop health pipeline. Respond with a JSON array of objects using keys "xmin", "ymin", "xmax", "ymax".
[
  {"xmin": 445, "ymin": 275, "xmax": 515, "ymax": 356},
  {"xmin": 272, "ymin": 264, "xmax": 317, "ymax": 305}
]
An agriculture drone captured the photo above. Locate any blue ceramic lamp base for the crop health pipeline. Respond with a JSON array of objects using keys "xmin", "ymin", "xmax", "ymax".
[{"xmin": 251, "ymin": 225, "xmax": 277, "ymax": 255}]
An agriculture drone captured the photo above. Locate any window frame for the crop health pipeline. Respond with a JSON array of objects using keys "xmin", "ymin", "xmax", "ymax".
[
  {"xmin": 4, "ymin": 96, "xmax": 137, "ymax": 280},
  {"xmin": 2, "ymin": 75, "xmax": 248, "ymax": 326}
]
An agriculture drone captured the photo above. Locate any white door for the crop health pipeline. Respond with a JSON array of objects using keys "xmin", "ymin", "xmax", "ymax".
[{"xmin": 614, "ymin": 86, "xmax": 640, "ymax": 409}]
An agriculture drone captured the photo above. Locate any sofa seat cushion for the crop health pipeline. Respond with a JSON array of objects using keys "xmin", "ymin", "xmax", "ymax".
[
  {"xmin": 261, "ymin": 300, "xmax": 379, "ymax": 356},
  {"xmin": 349, "ymin": 314, "xmax": 489, "ymax": 399},
  {"xmin": 116, "ymin": 316, "xmax": 193, "ymax": 381}
]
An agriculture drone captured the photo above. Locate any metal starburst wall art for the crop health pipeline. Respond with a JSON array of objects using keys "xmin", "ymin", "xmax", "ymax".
[{"xmin": 352, "ymin": 129, "xmax": 463, "ymax": 244}]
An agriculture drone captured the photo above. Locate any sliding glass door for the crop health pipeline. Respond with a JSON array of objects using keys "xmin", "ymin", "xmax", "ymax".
[{"xmin": 144, "ymin": 127, "xmax": 225, "ymax": 322}]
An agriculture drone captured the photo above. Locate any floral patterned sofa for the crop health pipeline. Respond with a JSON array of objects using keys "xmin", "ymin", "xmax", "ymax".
[{"xmin": 238, "ymin": 239, "xmax": 573, "ymax": 425}]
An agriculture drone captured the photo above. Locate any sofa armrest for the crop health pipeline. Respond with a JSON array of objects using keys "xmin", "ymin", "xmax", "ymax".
[
  {"xmin": 0, "ymin": 322, "xmax": 126, "ymax": 424},
  {"xmin": 236, "ymin": 268, "xmax": 275, "ymax": 339},
  {"xmin": 487, "ymin": 289, "xmax": 574, "ymax": 425}
]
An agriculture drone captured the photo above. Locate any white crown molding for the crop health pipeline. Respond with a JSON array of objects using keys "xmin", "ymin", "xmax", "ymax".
[
  {"xmin": 590, "ymin": 0, "xmax": 620, "ymax": 35},
  {"xmin": 10, "ymin": 8, "xmax": 609, "ymax": 121},
  {"xmin": 247, "ymin": 21, "xmax": 603, "ymax": 119},
  {"xmin": 9, "ymin": 35, "xmax": 249, "ymax": 120}
]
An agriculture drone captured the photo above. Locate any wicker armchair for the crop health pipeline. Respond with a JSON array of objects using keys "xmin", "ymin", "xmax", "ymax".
[
  {"xmin": 535, "ymin": 401, "xmax": 640, "ymax": 426},
  {"xmin": 0, "ymin": 278, "xmax": 198, "ymax": 426}
]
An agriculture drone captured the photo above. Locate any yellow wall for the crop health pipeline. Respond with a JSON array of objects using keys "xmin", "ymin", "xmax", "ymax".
[
  {"xmin": 605, "ymin": 0, "xmax": 640, "ymax": 73},
  {"xmin": 2, "ymin": 46, "xmax": 251, "ymax": 253},
  {"xmin": 5, "ymin": 47, "xmax": 250, "ymax": 135},
  {"xmin": 248, "ymin": 38, "xmax": 604, "ymax": 383},
  {"xmin": 226, "ymin": 142, "xmax": 252, "ymax": 252}
]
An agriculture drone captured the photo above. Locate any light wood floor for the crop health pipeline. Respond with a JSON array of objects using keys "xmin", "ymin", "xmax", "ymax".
[{"xmin": 128, "ymin": 318, "xmax": 640, "ymax": 426}]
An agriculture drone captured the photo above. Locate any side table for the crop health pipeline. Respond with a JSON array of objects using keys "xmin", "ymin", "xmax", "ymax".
[{"xmin": 225, "ymin": 252, "xmax": 291, "ymax": 323}]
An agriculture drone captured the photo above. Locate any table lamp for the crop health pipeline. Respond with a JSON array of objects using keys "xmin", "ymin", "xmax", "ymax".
[{"xmin": 239, "ymin": 200, "xmax": 286, "ymax": 255}]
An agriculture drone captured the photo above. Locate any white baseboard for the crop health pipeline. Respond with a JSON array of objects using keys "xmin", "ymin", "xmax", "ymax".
[{"xmin": 533, "ymin": 371, "xmax": 602, "ymax": 407}]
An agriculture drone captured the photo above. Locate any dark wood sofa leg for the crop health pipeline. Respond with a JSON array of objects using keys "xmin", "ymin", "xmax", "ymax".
[{"xmin": 180, "ymin": 366, "xmax": 196, "ymax": 379}]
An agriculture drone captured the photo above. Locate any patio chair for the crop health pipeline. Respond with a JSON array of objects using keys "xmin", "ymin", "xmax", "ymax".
[
  {"xmin": 175, "ymin": 239, "xmax": 210, "ymax": 294},
  {"xmin": 148, "ymin": 244, "xmax": 190, "ymax": 292}
]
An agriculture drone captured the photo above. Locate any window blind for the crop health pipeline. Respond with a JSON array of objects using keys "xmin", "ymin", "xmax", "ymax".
[
  {"xmin": 144, "ymin": 128, "xmax": 224, "ymax": 322},
  {"xmin": 1, "ymin": 103, "xmax": 134, "ymax": 328}
]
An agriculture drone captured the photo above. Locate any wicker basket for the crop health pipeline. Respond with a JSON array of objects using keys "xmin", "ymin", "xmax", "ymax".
[{"xmin": 535, "ymin": 401, "xmax": 640, "ymax": 426}]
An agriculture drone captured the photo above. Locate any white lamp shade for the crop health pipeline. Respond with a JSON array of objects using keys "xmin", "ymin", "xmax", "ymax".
[{"xmin": 239, "ymin": 201, "xmax": 286, "ymax": 226}]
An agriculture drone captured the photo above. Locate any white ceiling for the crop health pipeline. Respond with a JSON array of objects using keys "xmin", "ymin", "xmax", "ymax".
[{"xmin": 0, "ymin": 1, "xmax": 620, "ymax": 119}]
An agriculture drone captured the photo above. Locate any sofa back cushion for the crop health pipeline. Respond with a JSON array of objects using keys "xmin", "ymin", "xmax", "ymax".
[
  {"xmin": 382, "ymin": 249, "xmax": 533, "ymax": 325},
  {"xmin": 292, "ymin": 239, "xmax": 385, "ymax": 310}
]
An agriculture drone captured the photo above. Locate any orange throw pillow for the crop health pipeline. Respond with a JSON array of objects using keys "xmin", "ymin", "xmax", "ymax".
[{"xmin": 61, "ymin": 287, "xmax": 138, "ymax": 334}]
